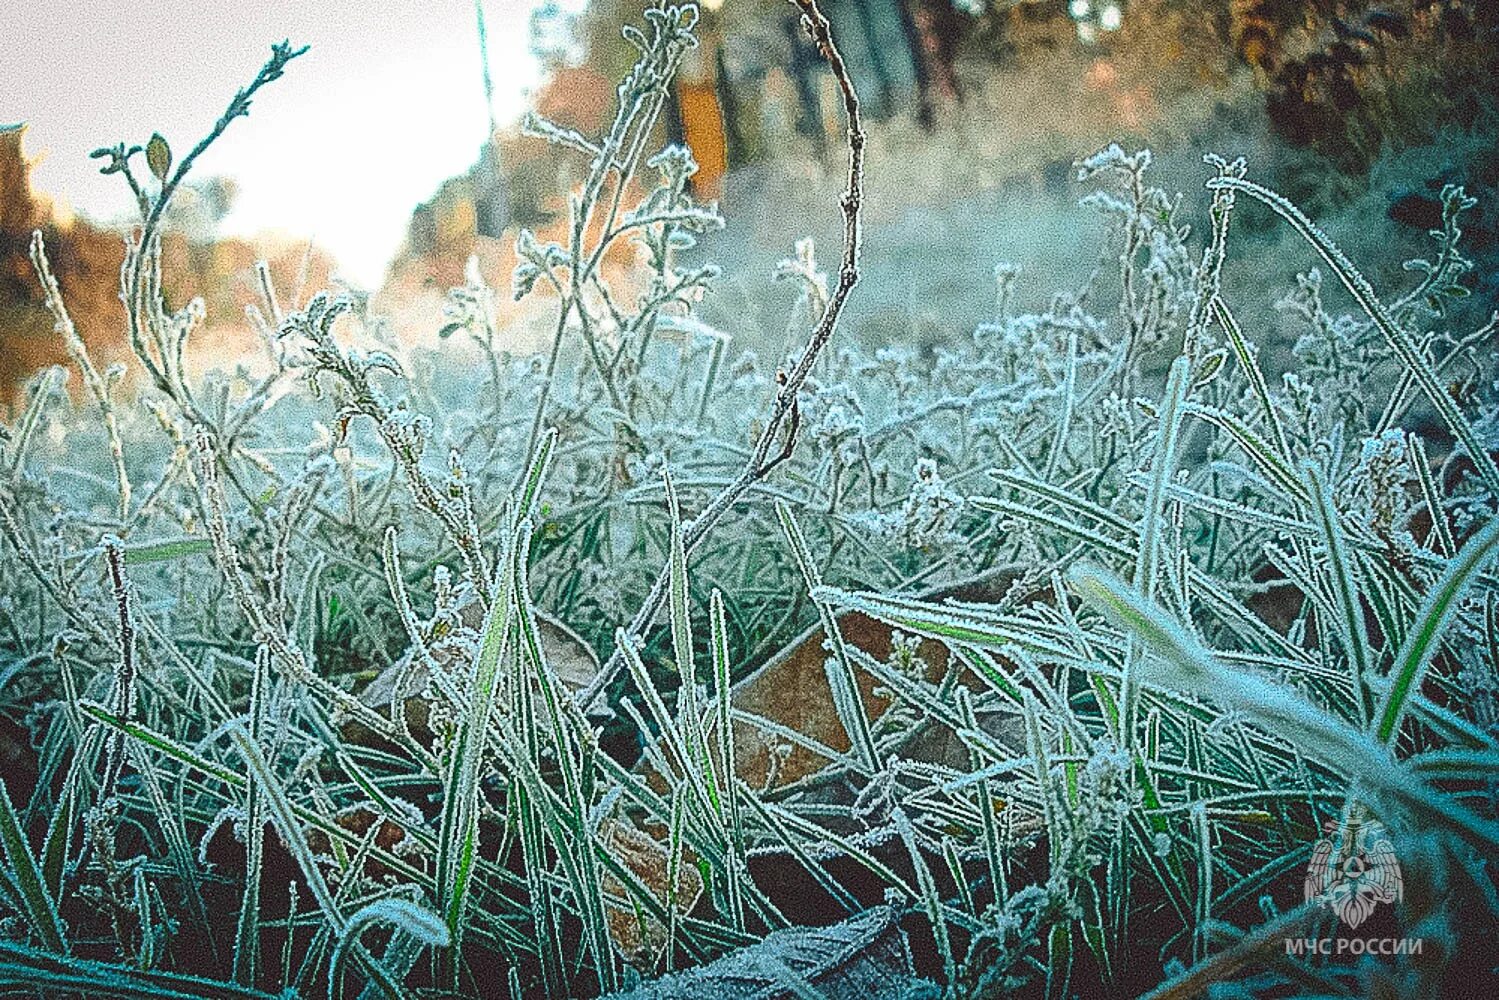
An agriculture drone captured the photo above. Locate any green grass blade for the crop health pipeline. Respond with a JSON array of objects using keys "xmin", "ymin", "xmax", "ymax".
[
  {"xmin": 121, "ymin": 537, "xmax": 213, "ymax": 564},
  {"xmin": 436, "ymin": 519, "xmax": 518, "ymax": 952},
  {"xmin": 709, "ymin": 588, "xmax": 746, "ymax": 931},
  {"xmin": 1373, "ymin": 514, "xmax": 1499, "ymax": 744},
  {"xmin": 0, "ymin": 939, "xmax": 282, "ymax": 1000},
  {"xmin": 665, "ymin": 469, "xmax": 716, "ymax": 811},
  {"xmin": 1211, "ymin": 297, "xmax": 1290, "ymax": 460},
  {"xmin": 1304, "ymin": 462, "xmax": 1375, "ymax": 728},
  {"xmin": 0, "ymin": 775, "xmax": 67, "ymax": 954},
  {"xmin": 776, "ymin": 501, "xmax": 880, "ymax": 773},
  {"xmin": 516, "ymin": 426, "xmax": 558, "ymax": 520},
  {"xmin": 892, "ymin": 806, "xmax": 955, "ymax": 987},
  {"xmin": 1071, "ymin": 564, "xmax": 1499, "ymax": 852}
]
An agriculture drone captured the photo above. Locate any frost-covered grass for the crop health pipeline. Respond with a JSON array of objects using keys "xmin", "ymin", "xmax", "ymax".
[{"xmin": 2, "ymin": 2, "xmax": 1498, "ymax": 998}]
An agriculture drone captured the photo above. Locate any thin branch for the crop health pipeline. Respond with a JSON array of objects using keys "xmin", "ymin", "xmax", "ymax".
[
  {"xmin": 98, "ymin": 539, "xmax": 137, "ymax": 801},
  {"xmin": 29, "ymin": 232, "xmax": 132, "ymax": 522},
  {"xmin": 117, "ymin": 41, "xmax": 307, "ymax": 428},
  {"xmin": 578, "ymin": 0, "xmax": 865, "ymax": 710}
]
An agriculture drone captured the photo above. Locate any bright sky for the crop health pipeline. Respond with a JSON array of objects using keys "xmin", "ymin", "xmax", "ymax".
[{"xmin": 2, "ymin": 1, "xmax": 544, "ymax": 288}]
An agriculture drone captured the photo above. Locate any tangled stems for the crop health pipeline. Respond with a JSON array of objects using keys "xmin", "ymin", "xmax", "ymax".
[
  {"xmin": 109, "ymin": 41, "xmax": 308, "ymax": 430},
  {"xmin": 578, "ymin": 0, "xmax": 866, "ymax": 710}
]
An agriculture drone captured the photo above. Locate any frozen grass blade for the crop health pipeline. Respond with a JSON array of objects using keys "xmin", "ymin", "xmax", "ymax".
[
  {"xmin": 813, "ymin": 586, "xmax": 1083, "ymax": 662},
  {"xmin": 985, "ymin": 466, "xmax": 1134, "ymax": 534},
  {"xmin": 1191, "ymin": 803, "xmax": 1211, "ymax": 964},
  {"xmin": 665, "ymin": 469, "xmax": 716, "ymax": 811},
  {"xmin": 0, "ymin": 940, "xmax": 283, "ymax": 1000},
  {"xmin": 709, "ymin": 588, "xmax": 747, "ymax": 931},
  {"xmin": 617, "ymin": 626, "xmax": 722, "ymax": 830},
  {"xmin": 517, "ymin": 426, "xmax": 558, "ymax": 522},
  {"xmin": 1045, "ymin": 331, "xmax": 1079, "ymax": 482},
  {"xmin": 1022, "ymin": 344, "xmax": 1183, "ymax": 761},
  {"xmin": 510, "ymin": 536, "xmax": 618, "ymax": 994},
  {"xmin": 957, "ymin": 687, "xmax": 1008, "ymax": 915},
  {"xmin": 1022, "ymin": 690, "xmax": 1062, "ymax": 869},
  {"xmin": 1407, "ymin": 433, "xmax": 1455, "ymax": 558},
  {"xmin": 329, "ymin": 897, "xmax": 449, "ymax": 1000},
  {"xmin": 1209, "ymin": 173, "xmax": 1499, "ymax": 493},
  {"xmin": 1181, "ymin": 401, "xmax": 1309, "ymax": 505},
  {"xmin": 1373, "ymin": 514, "xmax": 1499, "ymax": 744},
  {"xmin": 970, "ymin": 495, "xmax": 1135, "ymax": 562},
  {"xmin": 1304, "ymin": 461, "xmax": 1375, "ymax": 727},
  {"xmin": 1211, "ymin": 297, "xmax": 1290, "ymax": 460},
  {"xmin": 1133, "ymin": 355, "xmax": 1191, "ymax": 606},
  {"xmin": 0, "ymin": 775, "xmax": 67, "ymax": 954},
  {"xmin": 39, "ymin": 728, "xmax": 96, "ymax": 899},
  {"xmin": 776, "ymin": 501, "xmax": 880, "ymax": 773},
  {"xmin": 892, "ymin": 806, "xmax": 956, "ymax": 989},
  {"xmin": 4, "ymin": 367, "xmax": 62, "ymax": 479},
  {"xmin": 436, "ymin": 519, "xmax": 517, "ymax": 955},
  {"xmin": 128, "ymin": 742, "xmax": 212, "ymax": 943},
  {"xmin": 29, "ymin": 232, "xmax": 131, "ymax": 519},
  {"xmin": 233, "ymin": 646, "xmax": 269, "ymax": 987}
]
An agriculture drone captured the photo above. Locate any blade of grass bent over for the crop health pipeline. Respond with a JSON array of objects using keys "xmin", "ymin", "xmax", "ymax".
[
  {"xmin": 1208, "ymin": 174, "xmax": 1499, "ymax": 494},
  {"xmin": 1070, "ymin": 565, "xmax": 1499, "ymax": 852},
  {"xmin": 329, "ymin": 897, "xmax": 448, "ymax": 1000}
]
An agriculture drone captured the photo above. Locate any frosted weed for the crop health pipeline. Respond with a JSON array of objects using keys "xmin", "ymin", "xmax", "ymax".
[{"xmin": 1, "ymin": 2, "xmax": 1497, "ymax": 998}]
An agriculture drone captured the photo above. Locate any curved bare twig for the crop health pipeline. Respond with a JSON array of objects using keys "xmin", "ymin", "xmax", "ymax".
[{"xmin": 579, "ymin": 0, "xmax": 865, "ymax": 710}]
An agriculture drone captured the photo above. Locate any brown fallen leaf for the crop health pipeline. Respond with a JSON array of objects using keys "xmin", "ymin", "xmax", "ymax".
[
  {"xmin": 730, "ymin": 566, "xmax": 1036, "ymax": 791},
  {"xmin": 597, "ymin": 815, "xmax": 706, "ymax": 969},
  {"xmin": 730, "ymin": 611, "xmax": 953, "ymax": 791}
]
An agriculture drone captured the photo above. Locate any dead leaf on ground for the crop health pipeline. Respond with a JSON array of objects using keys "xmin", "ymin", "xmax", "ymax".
[
  {"xmin": 730, "ymin": 567, "xmax": 1036, "ymax": 791},
  {"xmin": 599, "ymin": 816, "xmax": 704, "ymax": 970}
]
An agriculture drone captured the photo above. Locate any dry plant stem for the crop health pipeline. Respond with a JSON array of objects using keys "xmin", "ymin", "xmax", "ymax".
[
  {"xmin": 118, "ymin": 42, "xmax": 306, "ymax": 431},
  {"xmin": 221, "ymin": 263, "xmax": 293, "ymax": 448},
  {"xmin": 521, "ymin": 39, "xmax": 685, "ymax": 468},
  {"xmin": 190, "ymin": 427, "xmax": 432, "ymax": 764},
  {"xmin": 578, "ymin": 0, "xmax": 865, "ymax": 710},
  {"xmin": 283, "ymin": 298, "xmax": 492, "ymax": 600},
  {"xmin": 28, "ymin": 233, "xmax": 132, "ymax": 522},
  {"xmin": 98, "ymin": 539, "xmax": 137, "ymax": 803},
  {"xmin": 0, "ymin": 495, "xmax": 111, "ymax": 647}
]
